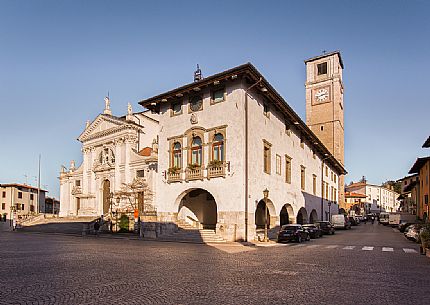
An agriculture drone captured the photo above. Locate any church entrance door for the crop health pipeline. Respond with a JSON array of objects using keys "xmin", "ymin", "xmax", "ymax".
[{"xmin": 102, "ymin": 180, "xmax": 111, "ymax": 215}]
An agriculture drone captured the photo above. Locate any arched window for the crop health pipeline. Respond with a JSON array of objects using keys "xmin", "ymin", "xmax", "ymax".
[
  {"xmin": 191, "ymin": 136, "xmax": 202, "ymax": 166},
  {"xmin": 99, "ymin": 148, "xmax": 115, "ymax": 165},
  {"xmin": 212, "ymin": 133, "xmax": 224, "ymax": 162},
  {"xmin": 172, "ymin": 142, "xmax": 182, "ymax": 168}
]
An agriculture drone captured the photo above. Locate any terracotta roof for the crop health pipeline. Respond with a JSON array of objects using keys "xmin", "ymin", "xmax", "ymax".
[
  {"xmin": 0, "ymin": 183, "xmax": 48, "ymax": 193},
  {"xmin": 423, "ymin": 136, "xmax": 430, "ymax": 148},
  {"xmin": 345, "ymin": 192, "xmax": 367, "ymax": 198},
  {"xmin": 409, "ymin": 156, "xmax": 430, "ymax": 174},
  {"xmin": 138, "ymin": 147, "xmax": 153, "ymax": 157},
  {"xmin": 304, "ymin": 51, "xmax": 344, "ymax": 69},
  {"xmin": 139, "ymin": 63, "xmax": 347, "ymax": 175}
]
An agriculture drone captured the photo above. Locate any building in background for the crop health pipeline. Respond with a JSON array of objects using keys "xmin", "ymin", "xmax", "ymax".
[
  {"xmin": 345, "ymin": 180, "xmax": 400, "ymax": 214},
  {"xmin": 397, "ymin": 174, "xmax": 419, "ymax": 215},
  {"xmin": 0, "ymin": 184, "xmax": 47, "ymax": 220},
  {"xmin": 344, "ymin": 191, "xmax": 367, "ymax": 215},
  {"xmin": 408, "ymin": 136, "xmax": 430, "ymax": 221},
  {"xmin": 44, "ymin": 197, "xmax": 60, "ymax": 215}
]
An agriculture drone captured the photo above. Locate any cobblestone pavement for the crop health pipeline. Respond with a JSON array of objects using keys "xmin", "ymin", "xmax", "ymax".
[{"xmin": 1, "ymin": 223, "xmax": 430, "ymax": 305}]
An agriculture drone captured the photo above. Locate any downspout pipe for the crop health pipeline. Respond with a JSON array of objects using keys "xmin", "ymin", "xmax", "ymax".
[{"xmin": 244, "ymin": 77, "xmax": 263, "ymax": 242}]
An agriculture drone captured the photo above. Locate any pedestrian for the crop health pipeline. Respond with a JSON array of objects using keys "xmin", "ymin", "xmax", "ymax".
[
  {"xmin": 12, "ymin": 218, "xmax": 16, "ymax": 231},
  {"xmin": 371, "ymin": 216, "xmax": 375, "ymax": 224},
  {"xmin": 94, "ymin": 220, "xmax": 100, "ymax": 236}
]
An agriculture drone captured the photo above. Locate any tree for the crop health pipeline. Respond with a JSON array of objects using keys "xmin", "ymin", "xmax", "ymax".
[{"xmin": 382, "ymin": 180, "xmax": 401, "ymax": 194}]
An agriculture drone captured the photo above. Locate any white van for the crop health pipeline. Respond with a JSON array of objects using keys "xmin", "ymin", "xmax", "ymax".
[
  {"xmin": 379, "ymin": 212, "xmax": 390, "ymax": 225},
  {"xmin": 332, "ymin": 214, "xmax": 349, "ymax": 229}
]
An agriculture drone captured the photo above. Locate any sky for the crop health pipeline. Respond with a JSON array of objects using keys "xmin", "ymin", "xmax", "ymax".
[{"xmin": 1, "ymin": 0, "xmax": 429, "ymax": 198}]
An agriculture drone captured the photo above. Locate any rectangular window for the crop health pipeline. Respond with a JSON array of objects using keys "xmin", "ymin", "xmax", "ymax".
[
  {"xmin": 171, "ymin": 101, "xmax": 182, "ymax": 115},
  {"xmin": 325, "ymin": 165, "xmax": 328, "ymax": 177},
  {"xmin": 285, "ymin": 156, "xmax": 292, "ymax": 184},
  {"xmin": 75, "ymin": 180, "xmax": 81, "ymax": 187},
  {"xmin": 275, "ymin": 155, "xmax": 281, "ymax": 175},
  {"xmin": 136, "ymin": 170, "xmax": 145, "ymax": 178},
  {"xmin": 1, "ymin": 203, "xmax": 5, "ymax": 210},
  {"xmin": 263, "ymin": 103, "xmax": 270, "ymax": 118},
  {"xmin": 2, "ymin": 192, "xmax": 5, "ymax": 198},
  {"xmin": 301, "ymin": 166, "xmax": 306, "ymax": 191},
  {"xmin": 263, "ymin": 142, "xmax": 271, "ymax": 174},
  {"xmin": 211, "ymin": 88, "xmax": 225, "ymax": 104},
  {"xmin": 425, "ymin": 195, "xmax": 429, "ymax": 205},
  {"xmin": 21, "ymin": 204, "xmax": 25, "ymax": 210},
  {"xmin": 30, "ymin": 194, "xmax": 34, "ymax": 200},
  {"xmin": 325, "ymin": 183, "xmax": 329, "ymax": 200},
  {"xmin": 18, "ymin": 192, "xmax": 22, "ymax": 199},
  {"xmin": 334, "ymin": 174, "xmax": 337, "ymax": 184},
  {"xmin": 317, "ymin": 62, "xmax": 327, "ymax": 75},
  {"xmin": 322, "ymin": 182, "xmax": 326, "ymax": 199},
  {"xmin": 30, "ymin": 205, "xmax": 34, "ymax": 212},
  {"xmin": 313, "ymin": 174, "xmax": 317, "ymax": 195}
]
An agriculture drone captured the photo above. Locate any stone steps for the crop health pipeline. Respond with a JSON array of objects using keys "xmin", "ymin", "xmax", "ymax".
[{"xmin": 159, "ymin": 221, "xmax": 226, "ymax": 243}]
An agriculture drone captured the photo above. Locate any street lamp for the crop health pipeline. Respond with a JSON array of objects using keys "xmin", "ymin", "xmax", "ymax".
[{"xmin": 263, "ymin": 188, "xmax": 269, "ymax": 242}]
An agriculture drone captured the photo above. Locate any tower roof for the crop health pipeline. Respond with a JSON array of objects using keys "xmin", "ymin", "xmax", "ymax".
[{"xmin": 304, "ymin": 51, "xmax": 344, "ymax": 69}]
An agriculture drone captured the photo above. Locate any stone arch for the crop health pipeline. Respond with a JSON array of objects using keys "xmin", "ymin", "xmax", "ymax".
[
  {"xmin": 102, "ymin": 179, "xmax": 111, "ymax": 215},
  {"xmin": 309, "ymin": 209, "xmax": 318, "ymax": 224},
  {"xmin": 176, "ymin": 188, "xmax": 217, "ymax": 230},
  {"xmin": 296, "ymin": 207, "xmax": 308, "ymax": 225},
  {"xmin": 255, "ymin": 199, "xmax": 276, "ymax": 229},
  {"xmin": 280, "ymin": 204, "xmax": 295, "ymax": 226}
]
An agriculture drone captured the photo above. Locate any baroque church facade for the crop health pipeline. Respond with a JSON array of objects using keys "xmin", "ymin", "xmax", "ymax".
[{"xmin": 60, "ymin": 52, "xmax": 346, "ymax": 242}]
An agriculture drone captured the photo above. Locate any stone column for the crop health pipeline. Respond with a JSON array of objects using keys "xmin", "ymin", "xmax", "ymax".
[
  {"xmin": 124, "ymin": 135, "xmax": 137, "ymax": 184},
  {"xmin": 90, "ymin": 147, "xmax": 96, "ymax": 195},
  {"xmin": 82, "ymin": 147, "xmax": 89, "ymax": 195},
  {"xmin": 114, "ymin": 138, "xmax": 124, "ymax": 191}
]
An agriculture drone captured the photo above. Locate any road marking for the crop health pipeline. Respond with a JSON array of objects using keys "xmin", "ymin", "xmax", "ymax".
[
  {"xmin": 362, "ymin": 246, "xmax": 374, "ymax": 251},
  {"xmin": 306, "ymin": 245, "xmax": 320, "ymax": 249},
  {"xmin": 403, "ymin": 248, "xmax": 418, "ymax": 253},
  {"xmin": 382, "ymin": 247, "xmax": 394, "ymax": 252},
  {"xmin": 325, "ymin": 245, "xmax": 338, "ymax": 249},
  {"xmin": 343, "ymin": 246, "xmax": 355, "ymax": 250}
]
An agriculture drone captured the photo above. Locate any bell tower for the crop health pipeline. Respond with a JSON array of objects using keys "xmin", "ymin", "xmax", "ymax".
[{"xmin": 305, "ymin": 51, "xmax": 345, "ymax": 208}]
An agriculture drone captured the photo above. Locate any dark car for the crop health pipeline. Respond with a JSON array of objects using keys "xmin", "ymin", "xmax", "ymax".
[
  {"xmin": 348, "ymin": 216, "xmax": 359, "ymax": 226},
  {"xmin": 315, "ymin": 221, "xmax": 335, "ymax": 235},
  {"xmin": 302, "ymin": 224, "xmax": 322, "ymax": 238},
  {"xmin": 277, "ymin": 224, "xmax": 310, "ymax": 243}
]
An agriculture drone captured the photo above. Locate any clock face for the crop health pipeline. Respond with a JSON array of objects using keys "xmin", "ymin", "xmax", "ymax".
[
  {"xmin": 315, "ymin": 88, "xmax": 329, "ymax": 102},
  {"xmin": 190, "ymin": 96, "xmax": 203, "ymax": 112}
]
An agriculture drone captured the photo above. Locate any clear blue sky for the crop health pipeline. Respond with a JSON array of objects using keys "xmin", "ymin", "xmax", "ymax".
[{"xmin": 1, "ymin": 0, "xmax": 429, "ymax": 198}]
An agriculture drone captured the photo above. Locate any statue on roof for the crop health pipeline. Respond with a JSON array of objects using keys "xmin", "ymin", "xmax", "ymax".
[
  {"xmin": 103, "ymin": 96, "xmax": 112, "ymax": 115},
  {"xmin": 128, "ymin": 103, "xmax": 133, "ymax": 116}
]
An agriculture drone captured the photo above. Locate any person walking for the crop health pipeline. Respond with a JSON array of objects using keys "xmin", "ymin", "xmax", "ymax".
[{"xmin": 94, "ymin": 220, "xmax": 100, "ymax": 236}]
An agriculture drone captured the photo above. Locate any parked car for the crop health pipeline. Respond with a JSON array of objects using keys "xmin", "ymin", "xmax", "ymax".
[
  {"xmin": 399, "ymin": 222, "xmax": 417, "ymax": 233},
  {"xmin": 405, "ymin": 224, "xmax": 422, "ymax": 242},
  {"xmin": 348, "ymin": 216, "xmax": 359, "ymax": 226},
  {"xmin": 277, "ymin": 224, "xmax": 310, "ymax": 243},
  {"xmin": 302, "ymin": 224, "xmax": 322, "ymax": 238},
  {"xmin": 315, "ymin": 221, "xmax": 335, "ymax": 235}
]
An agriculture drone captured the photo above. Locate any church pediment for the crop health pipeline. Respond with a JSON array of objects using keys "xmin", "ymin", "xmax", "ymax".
[{"xmin": 78, "ymin": 114, "xmax": 143, "ymax": 142}]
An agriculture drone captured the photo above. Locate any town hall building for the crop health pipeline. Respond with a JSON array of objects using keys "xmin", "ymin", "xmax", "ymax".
[{"xmin": 60, "ymin": 51, "xmax": 346, "ymax": 242}]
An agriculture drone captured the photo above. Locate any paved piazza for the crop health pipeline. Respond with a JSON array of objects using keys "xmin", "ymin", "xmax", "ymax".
[{"xmin": 1, "ymin": 223, "xmax": 430, "ymax": 305}]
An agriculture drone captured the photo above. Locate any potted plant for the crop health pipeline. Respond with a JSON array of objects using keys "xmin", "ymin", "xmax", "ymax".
[
  {"xmin": 208, "ymin": 160, "xmax": 223, "ymax": 168},
  {"xmin": 167, "ymin": 166, "xmax": 180, "ymax": 175},
  {"xmin": 187, "ymin": 163, "xmax": 201, "ymax": 170}
]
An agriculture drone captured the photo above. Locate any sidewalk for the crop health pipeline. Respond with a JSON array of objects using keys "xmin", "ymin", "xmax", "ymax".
[{"xmin": 0, "ymin": 221, "xmax": 12, "ymax": 232}]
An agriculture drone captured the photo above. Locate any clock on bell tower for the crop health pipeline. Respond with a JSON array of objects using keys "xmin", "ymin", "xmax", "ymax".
[{"xmin": 305, "ymin": 51, "xmax": 345, "ymax": 208}]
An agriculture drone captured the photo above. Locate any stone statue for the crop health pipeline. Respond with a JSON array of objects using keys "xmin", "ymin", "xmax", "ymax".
[
  {"xmin": 70, "ymin": 160, "xmax": 76, "ymax": 171},
  {"xmin": 127, "ymin": 103, "xmax": 133, "ymax": 116},
  {"xmin": 103, "ymin": 96, "xmax": 112, "ymax": 115},
  {"xmin": 86, "ymin": 120, "xmax": 90, "ymax": 129}
]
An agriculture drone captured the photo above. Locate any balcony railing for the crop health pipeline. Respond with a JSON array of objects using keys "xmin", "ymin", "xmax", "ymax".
[
  {"xmin": 186, "ymin": 167, "xmax": 203, "ymax": 180},
  {"xmin": 207, "ymin": 163, "xmax": 226, "ymax": 179},
  {"xmin": 167, "ymin": 171, "xmax": 182, "ymax": 183}
]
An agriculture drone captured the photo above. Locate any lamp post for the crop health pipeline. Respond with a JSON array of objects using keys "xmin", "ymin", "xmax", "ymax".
[{"xmin": 263, "ymin": 188, "xmax": 269, "ymax": 242}]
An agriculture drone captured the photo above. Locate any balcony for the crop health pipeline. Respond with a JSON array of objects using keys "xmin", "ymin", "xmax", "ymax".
[
  {"xmin": 167, "ymin": 170, "xmax": 182, "ymax": 183},
  {"xmin": 207, "ymin": 162, "xmax": 226, "ymax": 179},
  {"xmin": 186, "ymin": 167, "xmax": 203, "ymax": 181}
]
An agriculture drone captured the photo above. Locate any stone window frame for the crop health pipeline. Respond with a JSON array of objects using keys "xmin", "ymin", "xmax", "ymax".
[
  {"xmin": 317, "ymin": 61, "xmax": 328, "ymax": 76},
  {"xmin": 207, "ymin": 127, "xmax": 227, "ymax": 163},
  {"xmin": 168, "ymin": 137, "xmax": 184, "ymax": 169},
  {"xmin": 285, "ymin": 155, "xmax": 292, "ymax": 184},
  {"xmin": 185, "ymin": 129, "xmax": 205, "ymax": 167},
  {"xmin": 300, "ymin": 165, "xmax": 306, "ymax": 191},
  {"xmin": 276, "ymin": 154, "xmax": 281, "ymax": 175},
  {"xmin": 263, "ymin": 139, "xmax": 272, "ymax": 174},
  {"xmin": 170, "ymin": 100, "xmax": 183, "ymax": 117},
  {"xmin": 312, "ymin": 174, "xmax": 317, "ymax": 195},
  {"xmin": 210, "ymin": 86, "xmax": 226, "ymax": 105},
  {"xmin": 136, "ymin": 169, "xmax": 145, "ymax": 178}
]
